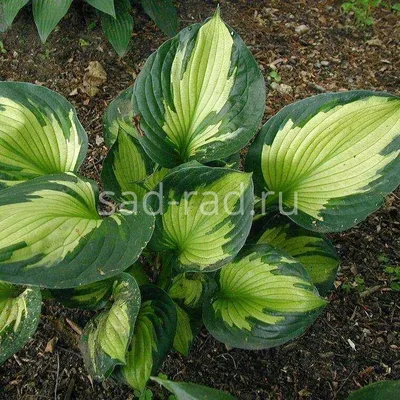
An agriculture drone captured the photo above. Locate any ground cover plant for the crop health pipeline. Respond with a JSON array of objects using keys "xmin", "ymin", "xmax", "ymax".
[
  {"xmin": 0, "ymin": 7, "xmax": 399, "ymax": 399},
  {"xmin": 341, "ymin": 0, "xmax": 400, "ymax": 25},
  {"xmin": 0, "ymin": 0, "xmax": 178, "ymax": 56}
]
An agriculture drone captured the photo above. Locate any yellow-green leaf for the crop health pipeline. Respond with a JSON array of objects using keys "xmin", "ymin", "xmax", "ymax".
[
  {"xmin": 0, "ymin": 282, "xmax": 41, "ymax": 364},
  {"xmin": 251, "ymin": 214, "xmax": 339, "ymax": 295},
  {"xmin": 0, "ymin": 82, "xmax": 87, "ymax": 190},
  {"xmin": 247, "ymin": 91, "xmax": 400, "ymax": 232},
  {"xmin": 116, "ymin": 285, "xmax": 177, "ymax": 393},
  {"xmin": 0, "ymin": 173, "xmax": 155, "ymax": 289},
  {"xmin": 133, "ymin": 10, "xmax": 265, "ymax": 167},
  {"xmin": 80, "ymin": 274, "xmax": 140, "ymax": 380},
  {"xmin": 149, "ymin": 164, "xmax": 254, "ymax": 272},
  {"xmin": 203, "ymin": 245, "xmax": 326, "ymax": 349}
]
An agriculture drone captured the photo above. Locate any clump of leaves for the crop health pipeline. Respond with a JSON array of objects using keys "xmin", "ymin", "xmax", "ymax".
[
  {"xmin": 269, "ymin": 69, "xmax": 281, "ymax": 83},
  {"xmin": 342, "ymin": 276, "xmax": 366, "ymax": 293},
  {"xmin": 0, "ymin": 8, "xmax": 399, "ymax": 398},
  {"xmin": 341, "ymin": 0, "xmax": 384, "ymax": 26},
  {"xmin": 0, "ymin": 0, "xmax": 179, "ymax": 57},
  {"xmin": 385, "ymin": 266, "xmax": 400, "ymax": 291},
  {"xmin": 0, "ymin": 39, "xmax": 6, "ymax": 54}
]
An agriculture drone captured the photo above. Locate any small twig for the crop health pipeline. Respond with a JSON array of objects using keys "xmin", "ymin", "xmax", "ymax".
[
  {"xmin": 360, "ymin": 285, "xmax": 382, "ymax": 298},
  {"xmin": 334, "ymin": 367, "xmax": 356, "ymax": 399},
  {"xmin": 54, "ymin": 353, "xmax": 60, "ymax": 400}
]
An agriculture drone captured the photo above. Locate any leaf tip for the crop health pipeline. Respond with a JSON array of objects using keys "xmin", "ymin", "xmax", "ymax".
[{"xmin": 214, "ymin": 5, "xmax": 222, "ymax": 19}]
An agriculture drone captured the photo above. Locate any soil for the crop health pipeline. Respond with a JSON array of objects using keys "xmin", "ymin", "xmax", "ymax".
[{"xmin": 0, "ymin": 1, "xmax": 399, "ymax": 399}]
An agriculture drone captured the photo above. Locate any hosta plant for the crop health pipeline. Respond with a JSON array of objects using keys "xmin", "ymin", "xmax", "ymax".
[
  {"xmin": 0, "ymin": 9, "xmax": 399, "ymax": 398},
  {"xmin": 0, "ymin": 0, "xmax": 179, "ymax": 57}
]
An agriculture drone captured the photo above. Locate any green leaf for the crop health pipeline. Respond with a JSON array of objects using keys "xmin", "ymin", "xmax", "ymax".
[
  {"xmin": 149, "ymin": 164, "xmax": 254, "ymax": 272},
  {"xmin": 173, "ymin": 302, "xmax": 194, "ymax": 356},
  {"xmin": 346, "ymin": 380, "xmax": 400, "ymax": 400},
  {"xmin": 393, "ymin": 3, "xmax": 400, "ymax": 12},
  {"xmin": 0, "ymin": 0, "xmax": 29, "ymax": 32},
  {"xmin": 117, "ymin": 285, "xmax": 177, "ymax": 392},
  {"xmin": 203, "ymin": 244, "xmax": 326, "ymax": 350},
  {"xmin": 133, "ymin": 9, "xmax": 266, "ymax": 167},
  {"xmin": 151, "ymin": 376, "xmax": 236, "ymax": 400},
  {"xmin": 101, "ymin": 0, "xmax": 133, "ymax": 57},
  {"xmin": 0, "ymin": 173, "xmax": 155, "ymax": 289},
  {"xmin": 32, "ymin": 0, "xmax": 73, "ymax": 43},
  {"xmin": 246, "ymin": 91, "xmax": 400, "ymax": 232},
  {"xmin": 80, "ymin": 273, "xmax": 141, "ymax": 380},
  {"xmin": 125, "ymin": 262, "xmax": 150, "ymax": 286},
  {"xmin": 251, "ymin": 214, "xmax": 339, "ymax": 295},
  {"xmin": 0, "ymin": 82, "xmax": 87, "ymax": 190},
  {"xmin": 205, "ymin": 152, "xmax": 241, "ymax": 170},
  {"xmin": 0, "ymin": 282, "xmax": 42, "ymax": 364},
  {"xmin": 141, "ymin": 0, "xmax": 179, "ymax": 37},
  {"xmin": 50, "ymin": 278, "xmax": 114, "ymax": 310},
  {"xmin": 86, "ymin": 0, "xmax": 116, "ymax": 17}
]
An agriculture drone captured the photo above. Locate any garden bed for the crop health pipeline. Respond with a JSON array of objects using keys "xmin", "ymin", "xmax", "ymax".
[{"xmin": 0, "ymin": 0, "xmax": 399, "ymax": 399}]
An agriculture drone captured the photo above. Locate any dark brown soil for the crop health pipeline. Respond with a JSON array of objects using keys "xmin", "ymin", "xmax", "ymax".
[{"xmin": 0, "ymin": 1, "xmax": 399, "ymax": 399}]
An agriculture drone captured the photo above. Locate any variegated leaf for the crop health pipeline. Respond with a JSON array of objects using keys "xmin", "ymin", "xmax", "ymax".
[
  {"xmin": 168, "ymin": 273, "xmax": 206, "ymax": 308},
  {"xmin": 133, "ymin": 9, "xmax": 265, "ymax": 167},
  {"xmin": 0, "ymin": 82, "xmax": 87, "ymax": 190},
  {"xmin": 149, "ymin": 164, "xmax": 254, "ymax": 272},
  {"xmin": 116, "ymin": 285, "xmax": 177, "ymax": 392},
  {"xmin": 0, "ymin": 282, "xmax": 41, "ymax": 364},
  {"xmin": 80, "ymin": 274, "xmax": 140, "ymax": 380},
  {"xmin": 103, "ymin": 86, "xmax": 135, "ymax": 148},
  {"xmin": 251, "ymin": 214, "xmax": 339, "ymax": 295},
  {"xmin": 168, "ymin": 273, "xmax": 209, "ymax": 356},
  {"xmin": 0, "ymin": 173, "xmax": 155, "ymax": 288},
  {"xmin": 51, "ymin": 279, "xmax": 114, "ymax": 310},
  {"xmin": 203, "ymin": 245, "xmax": 326, "ymax": 349},
  {"xmin": 247, "ymin": 91, "xmax": 400, "ymax": 232},
  {"xmin": 102, "ymin": 131, "xmax": 155, "ymax": 201},
  {"xmin": 102, "ymin": 86, "xmax": 169, "ymax": 201}
]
